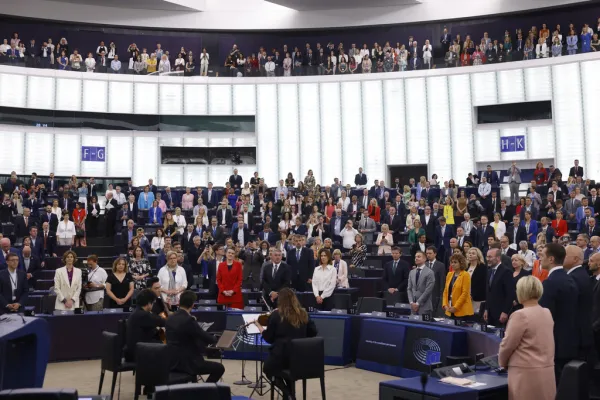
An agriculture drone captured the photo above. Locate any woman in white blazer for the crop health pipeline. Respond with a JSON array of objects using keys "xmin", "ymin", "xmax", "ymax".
[
  {"xmin": 56, "ymin": 212, "xmax": 76, "ymax": 246},
  {"xmin": 54, "ymin": 250, "xmax": 82, "ymax": 311},
  {"xmin": 332, "ymin": 249, "xmax": 349, "ymax": 288},
  {"xmin": 173, "ymin": 207, "xmax": 187, "ymax": 236},
  {"xmin": 492, "ymin": 213, "xmax": 507, "ymax": 240}
]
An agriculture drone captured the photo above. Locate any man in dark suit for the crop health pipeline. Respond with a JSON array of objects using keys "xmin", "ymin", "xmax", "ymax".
[
  {"xmin": 354, "ymin": 167, "xmax": 368, "ymax": 187},
  {"xmin": 440, "ymin": 28, "xmax": 452, "ymax": 55},
  {"xmin": 483, "ymin": 165, "xmax": 500, "ymax": 186},
  {"xmin": 19, "ymin": 246, "xmax": 41, "ymax": 294},
  {"xmin": 125, "ymin": 289, "xmax": 165, "ymax": 362},
  {"xmin": 239, "ymin": 241, "xmax": 260, "ymax": 289},
  {"xmin": 27, "ymin": 226, "xmax": 44, "ymax": 261},
  {"xmin": 166, "ymin": 291, "xmax": 224, "ymax": 382},
  {"xmin": 232, "ymin": 221, "xmax": 250, "ymax": 246},
  {"xmin": 216, "ymin": 201, "xmax": 233, "ymax": 229},
  {"xmin": 14, "ymin": 208, "xmax": 36, "ymax": 240},
  {"xmin": 382, "ymin": 247, "xmax": 410, "ymax": 303},
  {"xmin": 488, "ymin": 191, "xmax": 501, "ymax": 219},
  {"xmin": 498, "ymin": 200, "xmax": 514, "ymax": 224},
  {"xmin": 163, "ymin": 187, "xmax": 179, "ymax": 210},
  {"xmin": 229, "ymin": 169, "xmax": 243, "ymax": 189},
  {"xmin": 202, "ymin": 183, "xmax": 220, "ymax": 211},
  {"xmin": 329, "ymin": 209, "xmax": 347, "ymax": 244},
  {"xmin": 146, "ymin": 179, "xmax": 157, "ymax": 195},
  {"xmin": 425, "ymin": 246, "xmax": 447, "ymax": 317},
  {"xmin": 434, "ymin": 217, "xmax": 455, "ymax": 259},
  {"xmin": 88, "ymin": 178, "xmax": 98, "ymax": 200},
  {"xmin": 124, "ymin": 180, "xmax": 136, "ymax": 199},
  {"xmin": 539, "ymin": 243, "xmax": 580, "ymax": 383},
  {"xmin": 538, "ymin": 217, "xmax": 556, "ymax": 243},
  {"xmin": 563, "ymin": 246, "xmax": 594, "ymax": 362},
  {"xmin": 582, "ymin": 216, "xmax": 600, "ymax": 238},
  {"xmin": 258, "ymin": 224, "xmax": 278, "ymax": 246},
  {"xmin": 475, "ymin": 216, "xmax": 495, "ymax": 250},
  {"xmin": 187, "ymin": 236, "xmax": 204, "ymax": 279},
  {"xmin": 0, "ymin": 253, "xmax": 28, "ymax": 314},
  {"xmin": 519, "ymin": 197, "xmax": 538, "ymax": 221},
  {"xmin": 207, "ymin": 217, "xmax": 225, "ymax": 244},
  {"xmin": 384, "ymin": 206, "xmax": 403, "ymax": 244},
  {"xmin": 117, "ymin": 203, "xmax": 135, "ymax": 232},
  {"xmin": 180, "ymin": 223, "xmax": 198, "ymax": 253},
  {"xmin": 97, "ymin": 51, "xmax": 108, "ymax": 72},
  {"xmin": 46, "ymin": 173, "xmax": 58, "ymax": 193},
  {"xmin": 589, "ymin": 253, "xmax": 600, "ymax": 357},
  {"xmin": 483, "ymin": 248, "xmax": 515, "ymax": 327},
  {"xmin": 104, "ymin": 192, "xmax": 119, "ymax": 237},
  {"xmin": 569, "ymin": 159, "xmax": 584, "ymax": 179},
  {"xmin": 40, "ymin": 222, "xmax": 57, "ymax": 259},
  {"xmin": 121, "ymin": 219, "xmax": 137, "ymax": 251},
  {"xmin": 410, "ymin": 234, "xmax": 428, "ymax": 263},
  {"xmin": 499, "ymin": 236, "xmax": 517, "ymax": 258},
  {"xmin": 286, "ymin": 235, "xmax": 314, "ymax": 291},
  {"xmin": 421, "ymin": 206, "xmax": 437, "ymax": 244},
  {"xmin": 124, "ymin": 195, "xmax": 138, "ymax": 224},
  {"xmin": 505, "ymin": 215, "xmax": 527, "ymax": 246},
  {"xmin": 261, "ymin": 249, "xmax": 292, "ymax": 308},
  {"xmin": 41, "ymin": 205, "xmax": 59, "ymax": 233}
]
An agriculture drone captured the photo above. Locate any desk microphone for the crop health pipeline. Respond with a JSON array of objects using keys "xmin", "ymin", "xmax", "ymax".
[
  {"xmin": 420, "ymin": 372, "xmax": 428, "ymax": 400},
  {"xmin": 17, "ymin": 313, "xmax": 26, "ymax": 325}
]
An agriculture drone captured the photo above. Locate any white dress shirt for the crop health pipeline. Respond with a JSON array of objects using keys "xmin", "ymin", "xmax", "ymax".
[
  {"xmin": 85, "ymin": 266, "xmax": 108, "ymax": 305},
  {"xmin": 478, "ymin": 183, "xmax": 491, "ymax": 197},
  {"xmin": 237, "ymin": 228, "xmax": 245, "ymax": 246},
  {"xmin": 8, "ymin": 269, "xmax": 17, "ymax": 301},
  {"xmin": 340, "ymin": 228, "xmax": 358, "ymax": 249},
  {"xmin": 547, "ymin": 265, "xmax": 563, "ymax": 277},
  {"xmin": 519, "ymin": 249, "xmax": 536, "ymax": 269},
  {"xmin": 174, "ymin": 214, "xmax": 186, "ymax": 235},
  {"xmin": 157, "ymin": 265, "xmax": 188, "ymax": 305},
  {"xmin": 312, "ymin": 265, "xmax": 337, "ymax": 299},
  {"xmin": 566, "ymin": 265, "xmax": 583, "ymax": 275}
]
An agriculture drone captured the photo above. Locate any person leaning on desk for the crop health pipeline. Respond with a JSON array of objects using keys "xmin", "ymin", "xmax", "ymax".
[
  {"xmin": 498, "ymin": 276, "xmax": 556, "ymax": 400},
  {"xmin": 442, "ymin": 253, "xmax": 474, "ymax": 320}
]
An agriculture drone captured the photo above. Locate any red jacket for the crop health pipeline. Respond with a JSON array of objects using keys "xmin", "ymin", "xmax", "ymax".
[
  {"xmin": 551, "ymin": 218, "xmax": 567, "ymax": 238},
  {"xmin": 368, "ymin": 205, "xmax": 381, "ymax": 223},
  {"xmin": 216, "ymin": 260, "xmax": 244, "ymax": 309}
]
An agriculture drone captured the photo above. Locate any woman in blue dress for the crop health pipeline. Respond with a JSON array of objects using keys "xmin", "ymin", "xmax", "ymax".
[
  {"xmin": 58, "ymin": 50, "xmax": 69, "ymax": 70},
  {"xmin": 581, "ymin": 26, "xmax": 592, "ymax": 53}
]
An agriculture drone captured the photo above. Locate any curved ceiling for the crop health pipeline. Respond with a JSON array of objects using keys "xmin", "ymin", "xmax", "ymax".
[{"xmin": 0, "ymin": 0, "xmax": 591, "ymax": 30}]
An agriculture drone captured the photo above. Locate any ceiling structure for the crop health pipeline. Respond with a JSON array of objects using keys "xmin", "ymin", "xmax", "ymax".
[
  {"xmin": 265, "ymin": 0, "xmax": 420, "ymax": 11},
  {"xmin": 38, "ymin": 0, "xmax": 205, "ymax": 11}
]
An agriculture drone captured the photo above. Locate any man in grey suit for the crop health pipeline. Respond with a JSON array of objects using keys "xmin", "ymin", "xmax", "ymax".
[
  {"xmin": 425, "ymin": 246, "xmax": 446, "ymax": 317},
  {"xmin": 564, "ymin": 191, "xmax": 582, "ymax": 223},
  {"xmin": 507, "ymin": 162, "xmax": 521, "ymax": 206},
  {"xmin": 407, "ymin": 251, "xmax": 436, "ymax": 316},
  {"xmin": 357, "ymin": 209, "xmax": 377, "ymax": 244},
  {"xmin": 330, "ymin": 178, "xmax": 342, "ymax": 200}
]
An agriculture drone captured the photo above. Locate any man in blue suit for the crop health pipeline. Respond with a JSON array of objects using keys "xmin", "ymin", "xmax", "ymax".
[
  {"xmin": 258, "ymin": 224, "xmax": 278, "ymax": 245},
  {"xmin": 41, "ymin": 205, "xmax": 59, "ymax": 234},
  {"xmin": 329, "ymin": 209, "xmax": 347, "ymax": 245},
  {"xmin": 286, "ymin": 235, "xmax": 314, "ymax": 292},
  {"xmin": 483, "ymin": 165, "xmax": 500, "ymax": 186},
  {"xmin": 434, "ymin": 217, "xmax": 454, "ymax": 260},
  {"xmin": 440, "ymin": 28, "xmax": 452, "ymax": 55},
  {"xmin": 0, "ymin": 253, "xmax": 28, "ymax": 314},
  {"xmin": 0, "ymin": 238, "xmax": 20, "ymax": 271},
  {"xmin": 475, "ymin": 215, "xmax": 495, "ymax": 251},
  {"xmin": 19, "ymin": 246, "xmax": 41, "ymax": 289},
  {"xmin": 539, "ymin": 243, "xmax": 579, "ymax": 383}
]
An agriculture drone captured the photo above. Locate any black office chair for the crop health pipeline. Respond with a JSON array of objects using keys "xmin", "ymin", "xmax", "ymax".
[
  {"xmin": 154, "ymin": 383, "xmax": 231, "ymax": 400},
  {"xmin": 556, "ymin": 360, "xmax": 588, "ymax": 400},
  {"xmin": 117, "ymin": 319, "xmax": 127, "ymax": 350},
  {"xmin": 383, "ymin": 291, "xmax": 403, "ymax": 305},
  {"xmin": 444, "ymin": 356, "xmax": 473, "ymax": 366},
  {"xmin": 98, "ymin": 331, "xmax": 136, "ymax": 398},
  {"xmin": 348, "ymin": 267, "xmax": 365, "ymax": 278},
  {"xmin": 0, "ymin": 389, "xmax": 78, "ymax": 400},
  {"xmin": 134, "ymin": 343, "xmax": 196, "ymax": 400},
  {"xmin": 272, "ymin": 337, "xmax": 326, "ymax": 400},
  {"xmin": 332, "ymin": 293, "xmax": 351, "ymax": 312},
  {"xmin": 356, "ymin": 297, "xmax": 385, "ymax": 314}
]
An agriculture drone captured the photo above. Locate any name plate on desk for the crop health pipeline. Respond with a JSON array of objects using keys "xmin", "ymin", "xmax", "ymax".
[
  {"xmin": 103, "ymin": 308, "xmax": 124, "ymax": 313},
  {"xmin": 244, "ymin": 306, "xmax": 261, "ymax": 312},
  {"xmin": 395, "ymin": 303, "xmax": 411, "ymax": 309},
  {"xmin": 200, "ymin": 300, "xmax": 216, "ymax": 304},
  {"xmin": 441, "ymin": 319, "xmax": 456, "ymax": 326},
  {"xmin": 371, "ymin": 311, "xmax": 387, "ymax": 318},
  {"xmin": 409, "ymin": 315, "xmax": 421, "ymax": 321},
  {"xmin": 53, "ymin": 310, "xmax": 74, "ymax": 315},
  {"xmin": 197, "ymin": 289, "xmax": 209, "ymax": 293},
  {"xmin": 200, "ymin": 306, "xmax": 218, "ymax": 311},
  {"xmin": 331, "ymin": 309, "xmax": 348, "ymax": 314}
]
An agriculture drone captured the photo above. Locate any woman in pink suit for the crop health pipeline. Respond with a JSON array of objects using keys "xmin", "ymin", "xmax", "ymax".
[
  {"xmin": 216, "ymin": 248, "xmax": 244, "ymax": 309},
  {"xmin": 181, "ymin": 187, "xmax": 194, "ymax": 211},
  {"xmin": 499, "ymin": 276, "xmax": 555, "ymax": 400}
]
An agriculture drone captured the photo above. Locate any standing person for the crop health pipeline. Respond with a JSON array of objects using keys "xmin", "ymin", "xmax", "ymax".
[
  {"xmin": 507, "ymin": 162, "xmax": 521, "ymax": 206},
  {"xmin": 538, "ymin": 243, "xmax": 579, "ymax": 383},
  {"xmin": 498, "ymin": 276, "xmax": 556, "ymax": 400},
  {"xmin": 311, "ymin": 249, "xmax": 337, "ymax": 311},
  {"xmin": 166, "ymin": 291, "xmax": 224, "ymax": 382},
  {"xmin": 57, "ymin": 212, "xmax": 76, "ymax": 246},
  {"xmin": 72, "ymin": 202, "xmax": 86, "ymax": 247},
  {"xmin": 425, "ymin": 247, "xmax": 446, "ymax": 317},
  {"xmin": 157, "ymin": 251, "xmax": 188, "ymax": 307},
  {"xmin": 0, "ymin": 253, "xmax": 28, "ymax": 314},
  {"xmin": 261, "ymin": 249, "xmax": 291, "ymax": 308},
  {"xmin": 105, "ymin": 257, "xmax": 134, "ymax": 310},
  {"xmin": 254, "ymin": 288, "xmax": 318, "ymax": 398},
  {"xmin": 407, "ymin": 251, "xmax": 435, "ymax": 316},
  {"xmin": 87, "ymin": 197, "xmax": 100, "ymax": 238},
  {"xmin": 286, "ymin": 235, "xmax": 314, "ymax": 291},
  {"xmin": 199, "ymin": 48, "xmax": 209, "ymax": 76},
  {"xmin": 483, "ymin": 248, "xmax": 515, "ymax": 326},
  {"xmin": 216, "ymin": 248, "xmax": 243, "ymax": 309},
  {"xmin": 83, "ymin": 254, "xmax": 107, "ymax": 311},
  {"xmin": 54, "ymin": 251, "xmax": 82, "ymax": 311},
  {"xmin": 442, "ymin": 254, "xmax": 474, "ymax": 320}
]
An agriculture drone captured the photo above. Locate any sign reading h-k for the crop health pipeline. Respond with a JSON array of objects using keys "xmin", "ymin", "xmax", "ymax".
[{"xmin": 500, "ymin": 136, "xmax": 525, "ymax": 153}]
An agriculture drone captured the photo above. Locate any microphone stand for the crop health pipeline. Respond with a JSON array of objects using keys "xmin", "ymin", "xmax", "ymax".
[
  {"xmin": 233, "ymin": 324, "xmax": 253, "ymax": 385},
  {"xmin": 420, "ymin": 372, "xmax": 428, "ymax": 400}
]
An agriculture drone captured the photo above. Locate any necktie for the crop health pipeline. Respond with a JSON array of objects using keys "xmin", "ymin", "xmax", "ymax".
[
  {"xmin": 272, "ymin": 264, "xmax": 278, "ymax": 278},
  {"xmin": 296, "ymin": 249, "xmax": 301, "ymax": 261},
  {"xmin": 489, "ymin": 268, "xmax": 496, "ymax": 288},
  {"xmin": 24, "ymin": 217, "xmax": 28, "ymax": 226},
  {"xmin": 416, "ymin": 268, "xmax": 421, "ymax": 287},
  {"xmin": 392, "ymin": 261, "xmax": 397, "ymax": 274},
  {"xmin": 44, "ymin": 233, "xmax": 48, "ymax": 248}
]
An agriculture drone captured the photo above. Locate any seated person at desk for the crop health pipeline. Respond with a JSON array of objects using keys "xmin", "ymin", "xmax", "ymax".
[
  {"xmin": 442, "ymin": 254, "xmax": 474, "ymax": 320},
  {"xmin": 499, "ymin": 276, "xmax": 556, "ymax": 400},
  {"xmin": 312, "ymin": 249, "xmax": 337, "ymax": 311},
  {"xmin": 382, "ymin": 247, "xmax": 410, "ymax": 302},
  {"xmin": 147, "ymin": 277, "xmax": 171, "ymax": 316},
  {"xmin": 261, "ymin": 249, "xmax": 292, "ymax": 308},
  {"xmin": 0, "ymin": 253, "xmax": 28, "ymax": 314},
  {"xmin": 105, "ymin": 257, "xmax": 135, "ymax": 309},
  {"xmin": 125, "ymin": 289, "xmax": 166, "ymax": 362},
  {"xmin": 254, "ymin": 288, "xmax": 318, "ymax": 398},
  {"xmin": 166, "ymin": 290, "xmax": 224, "ymax": 382}
]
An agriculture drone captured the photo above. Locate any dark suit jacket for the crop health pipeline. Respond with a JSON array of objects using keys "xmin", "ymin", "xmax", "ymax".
[
  {"xmin": 569, "ymin": 267, "xmax": 594, "ymax": 350},
  {"xmin": 40, "ymin": 231, "xmax": 56, "ymax": 257},
  {"xmin": 501, "ymin": 247, "xmax": 517, "ymax": 258},
  {"xmin": 14, "ymin": 215, "xmax": 36, "ymax": 238},
  {"xmin": 0, "ymin": 269, "xmax": 28, "ymax": 314},
  {"xmin": 125, "ymin": 308, "xmax": 165, "ymax": 361},
  {"xmin": 329, "ymin": 215, "xmax": 347, "ymax": 237},
  {"xmin": 592, "ymin": 279, "xmax": 600, "ymax": 332},
  {"xmin": 23, "ymin": 198, "xmax": 42, "ymax": 216},
  {"xmin": 475, "ymin": 225, "xmax": 495, "ymax": 250},
  {"xmin": 207, "ymin": 225, "xmax": 225, "ymax": 244},
  {"xmin": 569, "ymin": 166, "xmax": 584, "ymax": 178},
  {"xmin": 354, "ymin": 173, "xmax": 368, "ymax": 186},
  {"xmin": 421, "ymin": 214, "xmax": 437, "ymax": 243},
  {"xmin": 484, "ymin": 265, "xmax": 515, "ymax": 326},
  {"xmin": 216, "ymin": 209, "xmax": 233, "ymax": 228},
  {"xmin": 117, "ymin": 210, "xmax": 134, "ymax": 230},
  {"xmin": 41, "ymin": 212, "xmax": 59, "ymax": 233},
  {"xmin": 382, "ymin": 259, "xmax": 410, "ymax": 294},
  {"xmin": 435, "ymin": 225, "xmax": 455, "ymax": 251},
  {"xmin": 229, "ymin": 175, "xmax": 243, "ymax": 188},
  {"xmin": 262, "ymin": 262, "xmax": 292, "ymax": 297},
  {"xmin": 539, "ymin": 269, "xmax": 579, "ymax": 360},
  {"xmin": 505, "ymin": 225, "xmax": 527, "ymax": 245},
  {"xmin": 258, "ymin": 231, "xmax": 279, "ymax": 245},
  {"xmin": 166, "ymin": 310, "xmax": 217, "ymax": 375},
  {"xmin": 581, "ymin": 223, "xmax": 600, "ymax": 237},
  {"xmin": 286, "ymin": 247, "xmax": 314, "ymax": 284},
  {"xmin": 202, "ymin": 190, "xmax": 221, "ymax": 209},
  {"xmin": 519, "ymin": 206, "xmax": 538, "ymax": 221},
  {"xmin": 163, "ymin": 191, "xmax": 180, "ymax": 209},
  {"xmin": 498, "ymin": 207, "xmax": 514, "ymax": 224},
  {"xmin": 538, "ymin": 226, "xmax": 555, "ymax": 243},
  {"xmin": 181, "ymin": 231, "xmax": 198, "ymax": 252},
  {"xmin": 471, "ymin": 264, "xmax": 488, "ymax": 302},
  {"xmin": 483, "ymin": 171, "xmax": 500, "ymax": 186},
  {"xmin": 123, "ymin": 202, "xmax": 138, "ymax": 222},
  {"xmin": 290, "ymin": 224, "xmax": 307, "ymax": 237},
  {"xmin": 231, "ymin": 227, "xmax": 250, "ymax": 245}
]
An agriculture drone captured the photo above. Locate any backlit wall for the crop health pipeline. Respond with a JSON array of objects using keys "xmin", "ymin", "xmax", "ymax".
[{"xmin": 0, "ymin": 52, "xmax": 598, "ymax": 187}]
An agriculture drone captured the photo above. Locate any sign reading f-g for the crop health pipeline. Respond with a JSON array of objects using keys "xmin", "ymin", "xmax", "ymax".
[
  {"xmin": 82, "ymin": 146, "xmax": 105, "ymax": 162},
  {"xmin": 500, "ymin": 136, "xmax": 525, "ymax": 153}
]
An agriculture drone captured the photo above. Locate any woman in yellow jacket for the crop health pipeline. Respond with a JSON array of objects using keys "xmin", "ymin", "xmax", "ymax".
[
  {"xmin": 442, "ymin": 253, "xmax": 474, "ymax": 320},
  {"xmin": 442, "ymin": 196, "xmax": 455, "ymax": 225}
]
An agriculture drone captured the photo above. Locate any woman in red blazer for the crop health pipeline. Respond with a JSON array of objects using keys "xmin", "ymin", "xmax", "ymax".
[
  {"xmin": 551, "ymin": 210, "xmax": 568, "ymax": 238},
  {"xmin": 368, "ymin": 198, "xmax": 381, "ymax": 223},
  {"xmin": 216, "ymin": 248, "xmax": 244, "ymax": 309}
]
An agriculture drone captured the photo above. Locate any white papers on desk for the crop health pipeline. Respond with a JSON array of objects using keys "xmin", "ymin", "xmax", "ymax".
[
  {"xmin": 242, "ymin": 314, "xmax": 262, "ymax": 335},
  {"xmin": 440, "ymin": 377, "xmax": 487, "ymax": 388}
]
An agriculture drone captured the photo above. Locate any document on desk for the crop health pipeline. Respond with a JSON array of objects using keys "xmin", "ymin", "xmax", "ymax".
[{"xmin": 440, "ymin": 377, "xmax": 487, "ymax": 388}]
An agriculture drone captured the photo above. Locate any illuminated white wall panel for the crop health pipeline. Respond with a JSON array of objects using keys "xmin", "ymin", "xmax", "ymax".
[
  {"xmin": 55, "ymin": 78, "xmax": 82, "ymax": 111},
  {"xmin": 497, "ymin": 69, "xmax": 524, "ymax": 104},
  {"xmin": 208, "ymin": 85, "xmax": 232, "ymax": 115},
  {"xmin": 184, "ymin": 85, "xmax": 208, "ymax": 114},
  {"xmin": 475, "ymin": 129, "xmax": 500, "ymax": 162},
  {"xmin": 405, "ymin": 78, "xmax": 428, "ymax": 165},
  {"xmin": 233, "ymin": 85, "xmax": 256, "ymax": 115},
  {"xmin": 552, "ymin": 63, "xmax": 584, "ymax": 173},
  {"xmin": 133, "ymin": 136, "xmax": 158, "ymax": 185},
  {"xmin": 208, "ymin": 133, "xmax": 232, "ymax": 147},
  {"xmin": 159, "ymin": 136, "xmax": 183, "ymax": 147},
  {"xmin": 278, "ymin": 84, "xmax": 300, "ymax": 182},
  {"xmin": 233, "ymin": 132, "xmax": 257, "ymax": 148},
  {"xmin": 159, "ymin": 165, "xmax": 184, "ymax": 187},
  {"xmin": 320, "ymin": 82, "xmax": 343, "ymax": 184},
  {"xmin": 108, "ymin": 135, "xmax": 133, "ymax": 178},
  {"xmin": 27, "ymin": 76, "xmax": 55, "ymax": 110},
  {"xmin": 362, "ymin": 81, "xmax": 385, "ymax": 184},
  {"xmin": 25, "ymin": 132, "xmax": 53, "ymax": 174},
  {"xmin": 256, "ymin": 84, "xmax": 278, "ymax": 186},
  {"xmin": 449, "ymin": 75, "xmax": 474, "ymax": 183},
  {"xmin": 426, "ymin": 76, "xmax": 452, "ymax": 182},
  {"xmin": 53, "ymin": 133, "xmax": 81, "ymax": 176},
  {"xmin": 298, "ymin": 83, "xmax": 321, "ymax": 184},
  {"xmin": 500, "ymin": 128, "xmax": 527, "ymax": 161},
  {"xmin": 0, "ymin": 131, "xmax": 24, "ymax": 174},
  {"xmin": 184, "ymin": 166, "xmax": 208, "ymax": 187},
  {"xmin": 134, "ymin": 83, "xmax": 159, "ymax": 115},
  {"xmin": 524, "ymin": 66, "xmax": 552, "ymax": 101},
  {"xmin": 81, "ymin": 133, "xmax": 107, "ymax": 177},
  {"xmin": 581, "ymin": 60, "xmax": 600, "ymax": 179},
  {"xmin": 183, "ymin": 137, "xmax": 208, "ymax": 147},
  {"xmin": 82, "ymin": 80, "xmax": 108, "ymax": 113},
  {"xmin": 159, "ymin": 84, "xmax": 183, "ymax": 115},
  {"xmin": 341, "ymin": 81, "xmax": 363, "ymax": 185},
  {"xmin": 383, "ymin": 79, "xmax": 407, "ymax": 167},
  {"xmin": 0, "ymin": 73, "xmax": 26, "ymax": 108},
  {"xmin": 527, "ymin": 126, "xmax": 555, "ymax": 161},
  {"xmin": 471, "ymin": 72, "xmax": 497, "ymax": 106},
  {"xmin": 109, "ymin": 82, "xmax": 133, "ymax": 114},
  {"xmin": 209, "ymin": 166, "xmax": 232, "ymax": 187}
]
